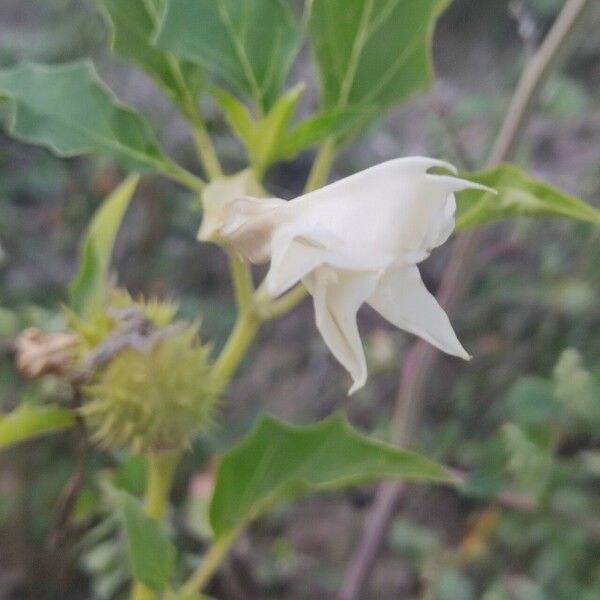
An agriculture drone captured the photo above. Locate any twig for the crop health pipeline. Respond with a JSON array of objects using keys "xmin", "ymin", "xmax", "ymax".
[{"xmin": 336, "ymin": 1, "xmax": 593, "ymax": 598}]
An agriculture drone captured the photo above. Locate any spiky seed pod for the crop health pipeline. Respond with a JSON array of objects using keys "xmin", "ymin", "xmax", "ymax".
[
  {"xmin": 80, "ymin": 324, "xmax": 216, "ymax": 454},
  {"xmin": 68, "ymin": 289, "xmax": 178, "ymax": 357},
  {"xmin": 71, "ymin": 291, "xmax": 217, "ymax": 454}
]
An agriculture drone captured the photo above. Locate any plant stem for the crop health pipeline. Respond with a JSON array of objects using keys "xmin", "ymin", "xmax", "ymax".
[
  {"xmin": 257, "ymin": 283, "xmax": 308, "ymax": 321},
  {"xmin": 162, "ymin": 161, "xmax": 206, "ymax": 193},
  {"xmin": 212, "ymin": 312, "xmax": 259, "ymax": 385},
  {"xmin": 227, "ymin": 249, "xmax": 255, "ymax": 312},
  {"xmin": 336, "ymin": 1, "xmax": 593, "ymax": 598},
  {"xmin": 181, "ymin": 530, "xmax": 239, "ymax": 595},
  {"xmin": 190, "ymin": 119, "xmax": 223, "ymax": 181},
  {"xmin": 130, "ymin": 451, "xmax": 180, "ymax": 600},
  {"xmin": 304, "ymin": 138, "xmax": 336, "ymax": 192}
]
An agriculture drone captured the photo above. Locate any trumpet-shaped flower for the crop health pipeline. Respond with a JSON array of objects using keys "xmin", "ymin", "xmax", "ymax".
[{"xmin": 214, "ymin": 157, "xmax": 493, "ymax": 394}]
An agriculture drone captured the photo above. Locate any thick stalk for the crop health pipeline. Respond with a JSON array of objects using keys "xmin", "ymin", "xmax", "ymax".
[
  {"xmin": 130, "ymin": 451, "xmax": 180, "ymax": 600},
  {"xmin": 336, "ymin": 1, "xmax": 592, "ymax": 598}
]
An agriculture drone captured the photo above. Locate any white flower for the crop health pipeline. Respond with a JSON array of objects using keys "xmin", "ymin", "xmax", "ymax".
[
  {"xmin": 216, "ymin": 157, "xmax": 494, "ymax": 394},
  {"xmin": 197, "ymin": 169, "xmax": 262, "ymax": 242}
]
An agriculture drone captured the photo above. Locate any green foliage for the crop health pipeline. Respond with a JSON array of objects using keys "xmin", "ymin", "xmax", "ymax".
[
  {"xmin": 69, "ymin": 174, "xmax": 139, "ymax": 315},
  {"xmin": 122, "ymin": 493, "xmax": 175, "ymax": 591},
  {"xmin": 0, "ymin": 403, "xmax": 75, "ymax": 450},
  {"xmin": 0, "ymin": 61, "xmax": 176, "ymax": 173},
  {"xmin": 214, "ymin": 85, "xmax": 304, "ymax": 173},
  {"xmin": 309, "ymin": 0, "xmax": 449, "ymax": 135},
  {"xmin": 552, "ymin": 348, "xmax": 598, "ymax": 424},
  {"xmin": 215, "ymin": 86, "xmax": 368, "ymax": 170},
  {"xmin": 502, "ymin": 423, "xmax": 553, "ymax": 502},
  {"xmin": 209, "ymin": 413, "xmax": 451, "ymax": 539},
  {"xmin": 96, "ymin": 0, "xmax": 202, "ymax": 112},
  {"xmin": 156, "ymin": 0, "xmax": 300, "ymax": 112},
  {"xmin": 456, "ymin": 164, "xmax": 600, "ymax": 230}
]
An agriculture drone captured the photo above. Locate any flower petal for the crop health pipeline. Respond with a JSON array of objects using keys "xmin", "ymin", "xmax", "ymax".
[
  {"xmin": 197, "ymin": 170, "xmax": 262, "ymax": 242},
  {"xmin": 265, "ymin": 225, "xmax": 345, "ymax": 296},
  {"xmin": 368, "ymin": 266, "xmax": 470, "ymax": 359},
  {"xmin": 220, "ymin": 196, "xmax": 289, "ymax": 263},
  {"xmin": 304, "ymin": 268, "xmax": 378, "ymax": 395}
]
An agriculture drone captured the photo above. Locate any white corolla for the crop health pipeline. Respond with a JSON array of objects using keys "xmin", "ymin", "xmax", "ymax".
[{"xmin": 204, "ymin": 157, "xmax": 493, "ymax": 394}]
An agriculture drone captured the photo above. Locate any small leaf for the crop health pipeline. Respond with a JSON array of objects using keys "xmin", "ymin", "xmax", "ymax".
[
  {"xmin": 69, "ymin": 174, "xmax": 139, "ymax": 315},
  {"xmin": 214, "ymin": 85, "xmax": 304, "ymax": 171},
  {"xmin": 456, "ymin": 163, "xmax": 600, "ymax": 230},
  {"xmin": 0, "ymin": 404, "xmax": 75, "ymax": 450},
  {"xmin": 309, "ymin": 0, "xmax": 449, "ymax": 136},
  {"xmin": 250, "ymin": 84, "xmax": 304, "ymax": 169},
  {"xmin": 156, "ymin": 0, "xmax": 301, "ymax": 111},
  {"xmin": 209, "ymin": 413, "xmax": 451, "ymax": 539},
  {"xmin": 0, "ymin": 61, "xmax": 178, "ymax": 174},
  {"xmin": 122, "ymin": 494, "xmax": 176, "ymax": 591},
  {"xmin": 279, "ymin": 107, "xmax": 375, "ymax": 158},
  {"xmin": 212, "ymin": 88, "xmax": 255, "ymax": 144},
  {"xmin": 96, "ymin": 0, "xmax": 202, "ymax": 110}
]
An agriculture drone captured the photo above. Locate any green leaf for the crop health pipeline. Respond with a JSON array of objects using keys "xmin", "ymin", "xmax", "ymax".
[
  {"xmin": 279, "ymin": 107, "xmax": 375, "ymax": 159},
  {"xmin": 215, "ymin": 86, "xmax": 366, "ymax": 168},
  {"xmin": 214, "ymin": 85, "xmax": 304, "ymax": 171},
  {"xmin": 0, "ymin": 404, "xmax": 75, "ymax": 451},
  {"xmin": 309, "ymin": 0, "xmax": 448, "ymax": 134},
  {"xmin": 69, "ymin": 174, "xmax": 139, "ymax": 315},
  {"xmin": 96, "ymin": 0, "xmax": 202, "ymax": 110},
  {"xmin": 156, "ymin": 0, "xmax": 301, "ymax": 111},
  {"xmin": 122, "ymin": 494, "xmax": 176, "ymax": 591},
  {"xmin": 0, "ymin": 61, "xmax": 185, "ymax": 177},
  {"xmin": 456, "ymin": 164, "xmax": 600, "ymax": 230},
  {"xmin": 212, "ymin": 88, "xmax": 255, "ymax": 144},
  {"xmin": 209, "ymin": 413, "xmax": 451, "ymax": 539}
]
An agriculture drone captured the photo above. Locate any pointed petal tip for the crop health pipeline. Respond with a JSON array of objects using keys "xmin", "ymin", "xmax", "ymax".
[
  {"xmin": 347, "ymin": 381, "xmax": 364, "ymax": 396},
  {"xmin": 347, "ymin": 371, "xmax": 368, "ymax": 396}
]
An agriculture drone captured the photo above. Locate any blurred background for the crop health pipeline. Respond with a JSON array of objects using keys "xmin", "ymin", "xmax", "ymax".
[{"xmin": 0, "ymin": 0, "xmax": 599, "ymax": 598}]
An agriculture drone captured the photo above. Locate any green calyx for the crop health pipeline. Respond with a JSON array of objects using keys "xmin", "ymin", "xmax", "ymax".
[{"xmin": 72, "ymin": 291, "xmax": 217, "ymax": 454}]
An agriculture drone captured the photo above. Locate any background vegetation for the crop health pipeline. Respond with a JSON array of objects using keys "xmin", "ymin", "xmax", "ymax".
[{"xmin": 0, "ymin": 0, "xmax": 599, "ymax": 598}]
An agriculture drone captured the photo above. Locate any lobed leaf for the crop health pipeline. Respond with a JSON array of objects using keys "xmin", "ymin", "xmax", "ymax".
[
  {"xmin": 0, "ymin": 61, "xmax": 179, "ymax": 174},
  {"xmin": 156, "ymin": 0, "xmax": 301, "ymax": 112},
  {"xmin": 209, "ymin": 413, "xmax": 451, "ymax": 539},
  {"xmin": 0, "ymin": 404, "xmax": 75, "ymax": 451},
  {"xmin": 69, "ymin": 174, "xmax": 139, "ymax": 315},
  {"xmin": 456, "ymin": 164, "xmax": 600, "ymax": 230},
  {"xmin": 96, "ymin": 0, "xmax": 202, "ymax": 112},
  {"xmin": 122, "ymin": 494, "xmax": 176, "ymax": 591},
  {"xmin": 309, "ymin": 0, "xmax": 449, "ymax": 136}
]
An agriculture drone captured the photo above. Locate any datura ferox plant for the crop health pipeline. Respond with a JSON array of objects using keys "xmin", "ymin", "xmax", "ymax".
[{"xmin": 0, "ymin": 0, "xmax": 598, "ymax": 598}]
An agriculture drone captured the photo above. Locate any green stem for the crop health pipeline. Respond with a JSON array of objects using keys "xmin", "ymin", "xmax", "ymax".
[
  {"xmin": 227, "ymin": 249, "xmax": 254, "ymax": 311},
  {"xmin": 130, "ymin": 451, "xmax": 180, "ymax": 600},
  {"xmin": 162, "ymin": 161, "xmax": 206, "ymax": 193},
  {"xmin": 181, "ymin": 530, "xmax": 239, "ymax": 595},
  {"xmin": 257, "ymin": 283, "xmax": 308, "ymax": 321},
  {"xmin": 190, "ymin": 119, "xmax": 223, "ymax": 181},
  {"xmin": 304, "ymin": 138, "xmax": 336, "ymax": 192},
  {"xmin": 141, "ymin": 0, "xmax": 223, "ymax": 181},
  {"xmin": 212, "ymin": 312, "xmax": 259, "ymax": 385}
]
